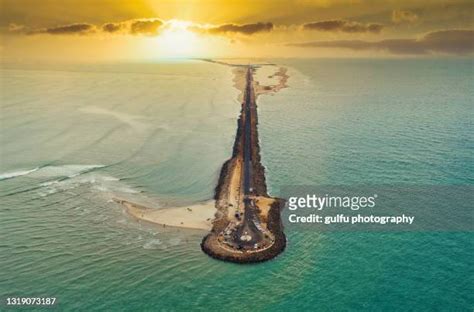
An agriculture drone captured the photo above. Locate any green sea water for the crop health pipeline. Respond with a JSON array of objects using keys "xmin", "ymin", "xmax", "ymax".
[{"xmin": 0, "ymin": 59, "xmax": 472, "ymax": 311}]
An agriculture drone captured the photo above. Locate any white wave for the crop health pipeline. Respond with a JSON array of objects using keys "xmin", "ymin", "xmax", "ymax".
[
  {"xmin": 31, "ymin": 164, "xmax": 105, "ymax": 178},
  {"xmin": 35, "ymin": 167, "xmax": 141, "ymax": 201},
  {"xmin": 93, "ymin": 184, "xmax": 140, "ymax": 194},
  {"xmin": 4, "ymin": 164, "xmax": 145, "ymax": 210},
  {"xmin": 0, "ymin": 167, "xmax": 39, "ymax": 181}
]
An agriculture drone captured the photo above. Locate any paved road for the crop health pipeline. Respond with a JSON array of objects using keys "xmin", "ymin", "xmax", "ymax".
[
  {"xmin": 235, "ymin": 67, "xmax": 264, "ymax": 248},
  {"xmin": 243, "ymin": 67, "xmax": 253, "ymax": 195}
]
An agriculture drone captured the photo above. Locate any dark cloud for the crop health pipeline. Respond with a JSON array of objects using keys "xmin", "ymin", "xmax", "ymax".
[
  {"xmin": 289, "ymin": 29, "xmax": 474, "ymax": 55},
  {"xmin": 206, "ymin": 22, "xmax": 274, "ymax": 35},
  {"xmin": 102, "ymin": 22, "xmax": 125, "ymax": 33},
  {"xmin": 21, "ymin": 19, "xmax": 164, "ymax": 36},
  {"xmin": 9, "ymin": 19, "xmax": 266, "ymax": 37},
  {"xmin": 30, "ymin": 23, "xmax": 95, "ymax": 35},
  {"xmin": 303, "ymin": 20, "xmax": 384, "ymax": 33},
  {"xmin": 130, "ymin": 19, "xmax": 163, "ymax": 35}
]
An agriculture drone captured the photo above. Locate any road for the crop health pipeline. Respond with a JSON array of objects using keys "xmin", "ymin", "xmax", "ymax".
[{"xmin": 234, "ymin": 67, "xmax": 265, "ymax": 248}]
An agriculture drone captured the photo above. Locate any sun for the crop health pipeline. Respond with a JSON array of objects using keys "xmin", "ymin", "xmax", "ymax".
[{"xmin": 156, "ymin": 20, "xmax": 199, "ymax": 57}]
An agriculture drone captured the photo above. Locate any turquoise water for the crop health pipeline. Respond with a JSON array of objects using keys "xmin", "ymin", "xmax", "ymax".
[{"xmin": 1, "ymin": 59, "xmax": 473, "ymax": 311}]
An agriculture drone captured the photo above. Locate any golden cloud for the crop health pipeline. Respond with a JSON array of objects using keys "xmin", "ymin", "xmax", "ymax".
[{"xmin": 303, "ymin": 20, "xmax": 384, "ymax": 33}]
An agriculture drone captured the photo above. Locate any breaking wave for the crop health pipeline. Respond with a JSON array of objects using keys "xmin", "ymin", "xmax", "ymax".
[
  {"xmin": 1, "ymin": 164, "xmax": 143, "ymax": 201},
  {"xmin": 0, "ymin": 167, "xmax": 40, "ymax": 181}
]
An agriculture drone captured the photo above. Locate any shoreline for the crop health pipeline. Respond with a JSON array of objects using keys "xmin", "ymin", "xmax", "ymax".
[{"xmin": 115, "ymin": 198, "xmax": 215, "ymax": 231}]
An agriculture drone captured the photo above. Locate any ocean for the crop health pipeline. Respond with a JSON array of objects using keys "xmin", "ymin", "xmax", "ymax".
[{"xmin": 1, "ymin": 58, "xmax": 472, "ymax": 311}]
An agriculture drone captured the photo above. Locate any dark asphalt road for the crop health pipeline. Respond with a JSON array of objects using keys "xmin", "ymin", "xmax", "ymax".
[{"xmin": 236, "ymin": 67, "xmax": 264, "ymax": 247}]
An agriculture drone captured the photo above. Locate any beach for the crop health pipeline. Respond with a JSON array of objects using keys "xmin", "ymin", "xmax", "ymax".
[{"xmin": 115, "ymin": 198, "xmax": 215, "ymax": 230}]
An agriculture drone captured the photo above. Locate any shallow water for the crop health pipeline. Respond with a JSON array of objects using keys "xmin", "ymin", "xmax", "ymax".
[{"xmin": 1, "ymin": 59, "xmax": 472, "ymax": 311}]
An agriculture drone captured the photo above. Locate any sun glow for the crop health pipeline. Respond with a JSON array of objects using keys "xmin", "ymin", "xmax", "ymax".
[{"xmin": 156, "ymin": 20, "xmax": 200, "ymax": 57}]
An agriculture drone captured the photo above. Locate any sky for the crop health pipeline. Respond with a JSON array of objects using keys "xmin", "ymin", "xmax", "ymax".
[{"xmin": 1, "ymin": 0, "xmax": 473, "ymax": 61}]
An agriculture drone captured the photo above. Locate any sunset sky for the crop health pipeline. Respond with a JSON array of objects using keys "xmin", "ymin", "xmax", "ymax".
[{"xmin": 1, "ymin": 0, "xmax": 473, "ymax": 61}]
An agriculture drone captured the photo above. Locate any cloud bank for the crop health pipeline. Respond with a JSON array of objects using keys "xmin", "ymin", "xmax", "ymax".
[
  {"xmin": 206, "ymin": 22, "xmax": 274, "ymax": 35},
  {"xmin": 16, "ymin": 19, "xmax": 273, "ymax": 37},
  {"xmin": 289, "ymin": 29, "xmax": 474, "ymax": 55},
  {"xmin": 29, "ymin": 23, "xmax": 96, "ymax": 35},
  {"xmin": 303, "ymin": 20, "xmax": 384, "ymax": 33},
  {"xmin": 23, "ymin": 19, "xmax": 164, "ymax": 36}
]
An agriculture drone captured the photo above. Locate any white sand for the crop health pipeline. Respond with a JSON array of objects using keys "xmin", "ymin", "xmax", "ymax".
[{"xmin": 114, "ymin": 198, "xmax": 216, "ymax": 230}]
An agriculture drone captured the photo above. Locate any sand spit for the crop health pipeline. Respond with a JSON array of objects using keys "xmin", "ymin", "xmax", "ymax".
[
  {"xmin": 114, "ymin": 198, "xmax": 215, "ymax": 230},
  {"xmin": 226, "ymin": 64, "xmax": 289, "ymax": 102},
  {"xmin": 255, "ymin": 67, "xmax": 289, "ymax": 96}
]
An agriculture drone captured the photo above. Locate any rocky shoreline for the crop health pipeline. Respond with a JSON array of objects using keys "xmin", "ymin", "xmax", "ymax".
[{"xmin": 201, "ymin": 66, "xmax": 286, "ymax": 264}]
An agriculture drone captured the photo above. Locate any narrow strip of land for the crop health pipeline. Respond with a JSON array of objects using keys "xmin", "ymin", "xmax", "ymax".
[
  {"xmin": 113, "ymin": 61, "xmax": 287, "ymax": 262},
  {"xmin": 201, "ymin": 66, "xmax": 286, "ymax": 263}
]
